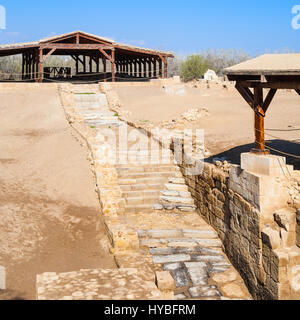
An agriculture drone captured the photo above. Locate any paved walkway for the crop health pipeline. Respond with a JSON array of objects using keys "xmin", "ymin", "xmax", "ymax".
[{"xmin": 37, "ymin": 84, "xmax": 251, "ymax": 300}]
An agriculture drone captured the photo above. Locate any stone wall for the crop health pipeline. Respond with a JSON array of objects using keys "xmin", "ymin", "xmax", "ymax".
[{"xmin": 176, "ymin": 148, "xmax": 299, "ymax": 300}]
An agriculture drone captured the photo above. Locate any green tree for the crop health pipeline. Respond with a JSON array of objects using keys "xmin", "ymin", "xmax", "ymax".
[{"xmin": 180, "ymin": 54, "xmax": 209, "ymax": 82}]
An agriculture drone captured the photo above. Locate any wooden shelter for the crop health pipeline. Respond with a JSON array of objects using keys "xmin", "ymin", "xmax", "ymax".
[
  {"xmin": 224, "ymin": 54, "xmax": 300, "ymax": 155},
  {"xmin": 0, "ymin": 31, "xmax": 174, "ymax": 82}
]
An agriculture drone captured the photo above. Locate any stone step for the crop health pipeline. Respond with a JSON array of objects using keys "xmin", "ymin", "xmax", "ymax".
[
  {"xmin": 168, "ymin": 178, "xmax": 186, "ymax": 184},
  {"xmin": 139, "ymin": 238, "xmax": 222, "ymax": 248},
  {"xmin": 152, "ymin": 203, "xmax": 196, "ymax": 212},
  {"xmin": 118, "ymin": 177, "xmax": 168, "ymax": 186},
  {"xmin": 122, "ymin": 190, "xmax": 160, "ymax": 198},
  {"xmin": 120, "ymin": 184, "xmax": 166, "ymax": 191},
  {"xmin": 138, "ymin": 229, "xmax": 218, "ymax": 240},
  {"xmin": 124, "ymin": 204, "xmax": 154, "ymax": 214},
  {"xmin": 160, "ymin": 190, "xmax": 192, "ymax": 198},
  {"xmin": 160, "ymin": 196, "xmax": 194, "ymax": 205},
  {"xmin": 118, "ymin": 171, "xmax": 180, "ymax": 179},
  {"xmin": 125, "ymin": 196, "xmax": 159, "ymax": 205},
  {"xmin": 116, "ymin": 165, "xmax": 180, "ymax": 173},
  {"xmin": 165, "ymin": 183, "xmax": 189, "ymax": 192}
]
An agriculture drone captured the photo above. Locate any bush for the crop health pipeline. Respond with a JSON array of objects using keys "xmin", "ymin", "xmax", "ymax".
[{"xmin": 180, "ymin": 55, "xmax": 209, "ymax": 82}]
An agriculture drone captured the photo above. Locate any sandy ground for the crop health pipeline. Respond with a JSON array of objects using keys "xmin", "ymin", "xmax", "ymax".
[
  {"xmin": 0, "ymin": 88, "xmax": 115, "ymax": 300},
  {"xmin": 114, "ymin": 82, "xmax": 300, "ymax": 168}
]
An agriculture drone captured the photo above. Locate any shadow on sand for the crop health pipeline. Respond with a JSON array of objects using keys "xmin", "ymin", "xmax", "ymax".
[{"xmin": 206, "ymin": 140, "xmax": 300, "ymax": 171}]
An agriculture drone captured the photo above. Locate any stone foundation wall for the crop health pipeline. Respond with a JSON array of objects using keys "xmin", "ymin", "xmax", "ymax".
[{"xmin": 176, "ymin": 150, "xmax": 299, "ymax": 300}]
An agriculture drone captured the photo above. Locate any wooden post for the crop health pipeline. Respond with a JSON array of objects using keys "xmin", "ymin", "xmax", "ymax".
[
  {"xmin": 35, "ymin": 49, "xmax": 39, "ymax": 82},
  {"xmin": 103, "ymin": 58, "xmax": 107, "ymax": 82},
  {"xmin": 76, "ymin": 55, "xmax": 79, "ymax": 75},
  {"xmin": 143, "ymin": 60, "xmax": 147, "ymax": 78},
  {"xmin": 153, "ymin": 58, "xmax": 157, "ymax": 78},
  {"xmin": 83, "ymin": 55, "xmax": 86, "ymax": 73},
  {"xmin": 39, "ymin": 48, "xmax": 43, "ymax": 83},
  {"xmin": 96, "ymin": 57, "xmax": 99, "ymax": 73},
  {"xmin": 252, "ymin": 87, "xmax": 269, "ymax": 154},
  {"xmin": 148, "ymin": 59, "xmax": 152, "ymax": 78},
  {"xmin": 159, "ymin": 58, "xmax": 163, "ymax": 78},
  {"xmin": 22, "ymin": 53, "xmax": 25, "ymax": 80},
  {"xmin": 164, "ymin": 58, "xmax": 168, "ymax": 78},
  {"xmin": 138, "ymin": 60, "xmax": 142, "ymax": 78},
  {"xmin": 89, "ymin": 55, "xmax": 93, "ymax": 73},
  {"xmin": 129, "ymin": 60, "xmax": 132, "ymax": 77},
  {"xmin": 111, "ymin": 49, "xmax": 115, "ymax": 82}
]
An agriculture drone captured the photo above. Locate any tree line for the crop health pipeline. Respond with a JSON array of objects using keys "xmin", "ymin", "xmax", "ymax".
[
  {"xmin": 168, "ymin": 49, "xmax": 251, "ymax": 81},
  {"xmin": 0, "ymin": 49, "xmax": 251, "ymax": 81}
]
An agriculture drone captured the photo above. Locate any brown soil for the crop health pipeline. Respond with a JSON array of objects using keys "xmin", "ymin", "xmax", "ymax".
[
  {"xmin": 114, "ymin": 82, "xmax": 300, "ymax": 168},
  {"xmin": 0, "ymin": 88, "xmax": 115, "ymax": 300}
]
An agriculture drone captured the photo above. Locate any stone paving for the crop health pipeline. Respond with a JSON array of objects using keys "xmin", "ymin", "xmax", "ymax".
[{"xmin": 36, "ymin": 84, "xmax": 251, "ymax": 300}]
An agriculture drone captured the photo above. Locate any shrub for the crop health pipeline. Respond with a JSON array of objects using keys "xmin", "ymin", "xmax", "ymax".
[{"xmin": 180, "ymin": 55, "xmax": 209, "ymax": 82}]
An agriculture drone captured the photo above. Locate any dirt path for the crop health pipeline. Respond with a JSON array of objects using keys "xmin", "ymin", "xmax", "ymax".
[{"xmin": 0, "ymin": 87, "xmax": 115, "ymax": 300}]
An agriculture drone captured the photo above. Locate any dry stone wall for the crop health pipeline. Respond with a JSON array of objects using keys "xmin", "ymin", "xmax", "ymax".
[{"xmin": 173, "ymin": 145, "xmax": 299, "ymax": 300}]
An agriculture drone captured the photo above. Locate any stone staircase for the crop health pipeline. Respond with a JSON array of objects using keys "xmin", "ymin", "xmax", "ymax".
[{"xmin": 36, "ymin": 84, "xmax": 252, "ymax": 301}]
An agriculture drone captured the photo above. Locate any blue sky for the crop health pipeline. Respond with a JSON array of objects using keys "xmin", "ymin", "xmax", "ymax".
[{"xmin": 0, "ymin": 0, "xmax": 299, "ymax": 56}]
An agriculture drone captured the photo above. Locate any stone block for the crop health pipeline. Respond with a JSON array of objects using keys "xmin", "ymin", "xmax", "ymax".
[
  {"xmin": 189, "ymin": 286, "xmax": 220, "ymax": 298},
  {"xmin": 185, "ymin": 262, "xmax": 208, "ymax": 286},
  {"xmin": 152, "ymin": 254, "xmax": 191, "ymax": 264},
  {"xmin": 156, "ymin": 271, "xmax": 175, "ymax": 291},
  {"xmin": 172, "ymin": 269, "xmax": 189, "ymax": 288},
  {"xmin": 241, "ymin": 153, "xmax": 289, "ymax": 177},
  {"xmin": 261, "ymin": 227, "xmax": 281, "ymax": 250}
]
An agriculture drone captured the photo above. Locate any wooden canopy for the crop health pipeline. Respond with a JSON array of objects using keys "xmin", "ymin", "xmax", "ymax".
[
  {"xmin": 0, "ymin": 31, "xmax": 174, "ymax": 82},
  {"xmin": 224, "ymin": 54, "xmax": 300, "ymax": 155}
]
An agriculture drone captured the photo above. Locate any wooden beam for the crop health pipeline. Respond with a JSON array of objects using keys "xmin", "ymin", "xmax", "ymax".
[
  {"xmin": 39, "ymin": 48, "xmax": 43, "ymax": 83},
  {"xmin": 252, "ymin": 87, "xmax": 269, "ymax": 154},
  {"xmin": 99, "ymin": 48, "xmax": 113, "ymax": 63},
  {"xmin": 262, "ymin": 89, "xmax": 277, "ymax": 113},
  {"xmin": 42, "ymin": 48, "xmax": 56, "ymax": 63},
  {"xmin": 238, "ymin": 80, "xmax": 300, "ymax": 90},
  {"xmin": 76, "ymin": 33, "xmax": 80, "ymax": 44},
  {"xmin": 235, "ymin": 83, "xmax": 255, "ymax": 110},
  {"xmin": 111, "ymin": 49, "xmax": 115, "ymax": 82},
  {"xmin": 41, "ymin": 43, "xmax": 114, "ymax": 50}
]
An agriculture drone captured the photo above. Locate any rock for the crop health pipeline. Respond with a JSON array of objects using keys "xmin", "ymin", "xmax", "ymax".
[
  {"xmin": 156, "ymin": 271, "xmax": 175, "ymax": 291},
  {"xmin": 152, "ymin": 204, "xmax": 164, "ymax": 210},
  {"xmin": 153, "ymin": 254, "xmax": 191, "ymax": 264},
  {"xmin": 212, "ymin": 271, "xmax": 237, "ymax": 284},
  {"xmin": 261, "ymin": 227, "xmax": 281, "ymax": 249},
  {"xmin": 172, "ymin": 269, "xmax": 189, "ymax": 288},
  {"xmin": 221, "ymin": 283, "xmax": 246, "ymax": 299},
  {"xmin": 274, "ymin": 212, "xmax": 289, "ymax": 231}
]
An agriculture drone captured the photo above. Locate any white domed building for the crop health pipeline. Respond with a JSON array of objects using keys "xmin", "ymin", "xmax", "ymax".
[{"xmin": 204, "ymin": 69, "xmax": 218, "ymax": 81}]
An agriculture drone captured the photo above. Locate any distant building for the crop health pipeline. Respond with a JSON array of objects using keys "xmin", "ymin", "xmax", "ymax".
[{"xmin": 204, "ymin": 69, "xmax": 218, "ymax": 81}]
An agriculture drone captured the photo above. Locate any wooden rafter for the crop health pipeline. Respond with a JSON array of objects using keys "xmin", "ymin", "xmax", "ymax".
[
  {"xmin": 98, "ymin": 48, "xmax": 113, "ymax": 62},
  {"xmin": 42, "ymin": 48, "xmax": 56, "ymax": 63}
]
